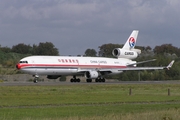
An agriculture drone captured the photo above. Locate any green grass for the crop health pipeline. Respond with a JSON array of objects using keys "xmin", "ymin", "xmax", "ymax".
[
  {"xmin": 0, "ymin": 84, "xmax": 180, "ymax": 120},
  {"xmin": 0, "ymin": 104, "xmax": 179, "ymax": 120}
]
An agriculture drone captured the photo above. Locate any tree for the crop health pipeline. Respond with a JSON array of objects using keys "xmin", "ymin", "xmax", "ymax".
[
  {"xmin": 98, "ymin": 43, "xmax": 123, "ymax": 57},
  {"xmin": 84, "ymin": 49, "xmax": 97, "ymax": 57},
  {"xmin": 0, "ymin": 46, "xmax": 11, "ymax": 53},
  {"xmin": 33, "ymin": 42, "xmax": 59, "ymax": 55},
  {"xmin": 153, "ymin": 44, "xmax": 180, "ymax": 56},
  {"xmin": 11, "ymin": 43, "xmax": 32, "ymax": 54}
]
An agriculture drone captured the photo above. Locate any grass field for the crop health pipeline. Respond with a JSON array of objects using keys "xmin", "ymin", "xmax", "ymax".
[{"xmin": 0, "ymin": 84, "xmax": 180, "ymax": 120}]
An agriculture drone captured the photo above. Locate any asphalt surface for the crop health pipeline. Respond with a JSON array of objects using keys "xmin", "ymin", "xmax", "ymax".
[{"xmin": 0, "ymin": 80, "xmax": 180, "ymax": 86}]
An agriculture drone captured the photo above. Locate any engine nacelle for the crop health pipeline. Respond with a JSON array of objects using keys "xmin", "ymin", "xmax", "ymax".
[
  {"xmin": 47, "ymin": 75, "xmax": 61, "ymax": 79},
  {"xmin": 85, "ymin": 71, "xmax": 99, "ymax": 79},
  {"xmin": 112, "ymin": 48, "xmax": 138, "ymax": 59}
]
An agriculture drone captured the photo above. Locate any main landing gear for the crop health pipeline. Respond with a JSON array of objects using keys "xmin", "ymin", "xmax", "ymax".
[
  {"xmin": 70, "ymin": 76, "xmax": 106, "ymax": 83},
  {"xmin": 86, "ymin": 79, "xmax": 92, "ymax": 82},
  {"xmin": 70, "ymin": 75, "xmax": 81, "ymax": 82},
  {"xmin": 95, "ymin": 77, "xmax": 105, "ymax": 82},
  {"xmin": 86, "ymin": 77, "xmax": 105, "ymax": 83}
]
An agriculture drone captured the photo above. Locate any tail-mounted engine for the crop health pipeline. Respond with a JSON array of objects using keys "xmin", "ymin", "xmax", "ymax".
[{"xmin": 112, "ymin": 48, "xmax": 140, "ymax": 60}]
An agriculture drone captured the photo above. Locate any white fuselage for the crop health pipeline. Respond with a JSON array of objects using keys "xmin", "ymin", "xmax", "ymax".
[{"xmin": 16, "ymin": 56, "xmax": 136, "ymax": 76}]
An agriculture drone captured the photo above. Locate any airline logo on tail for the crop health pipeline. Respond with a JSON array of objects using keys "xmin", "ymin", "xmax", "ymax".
[
  {"xmin": 122, "ymin": 30, "xmax": 138, "ymax": 50},
  {"xmin": 129, "ymin": 37, "xmax": 136, "ymax": 48}
]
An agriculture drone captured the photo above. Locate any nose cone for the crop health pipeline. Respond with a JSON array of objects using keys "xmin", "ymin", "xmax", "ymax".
[{"xmin": 16, "ymin": 63, "xmax": 21, "ymax": 70}]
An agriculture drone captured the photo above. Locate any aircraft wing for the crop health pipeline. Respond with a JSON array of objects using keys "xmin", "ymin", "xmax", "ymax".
[
  {"xmin": 120, "ymin": 60, "xmax": 174, "ymax": 71},
  {"xmin": 77, "ymin": 60, "xmax": 174, "ymax": 75},
  {"xmin": 98, "ymin": 60, "xmax": 174, "ymax": 73}
]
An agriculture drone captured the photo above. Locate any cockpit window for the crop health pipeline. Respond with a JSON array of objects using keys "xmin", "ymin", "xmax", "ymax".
[{"xmin": 19, "ymin": 61, "xmax": 28, "ymax": 63}]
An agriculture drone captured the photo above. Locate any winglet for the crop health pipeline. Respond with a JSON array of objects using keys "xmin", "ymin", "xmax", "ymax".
[{"xmin": 165, "ymin": 60, "xmax": 175, "ymax": 70}]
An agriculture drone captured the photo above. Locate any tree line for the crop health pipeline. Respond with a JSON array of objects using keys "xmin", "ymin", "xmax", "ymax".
[
  {"xmin": 84, "ymin": 43, "xmax": 180, "ymax": 57},
  {"xmin": 0, "ymin": 42, "xmax": 59, "ymax": 68},
  {"xmin": 0, "ymin": 42, "xmax": 59, "ymax": 55},
  {"xmin": 0, "ymin": 42, "xmax": 179, "ymax": 80}
]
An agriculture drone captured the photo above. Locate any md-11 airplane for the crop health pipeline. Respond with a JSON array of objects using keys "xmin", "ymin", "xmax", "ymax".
[{"xmin": 16, "ymin": 30, "xmax": 174, "ymax": 83}]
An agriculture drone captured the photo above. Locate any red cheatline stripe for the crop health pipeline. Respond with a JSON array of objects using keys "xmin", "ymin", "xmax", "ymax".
[{"xmin": 18, "ymin": 63, "xmax": 127, "ymax": 69}]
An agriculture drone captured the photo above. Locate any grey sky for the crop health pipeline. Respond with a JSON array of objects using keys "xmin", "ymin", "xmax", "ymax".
[{"xmin": 0, "ymin": 0, "xmax": 179, "ymax": 55}]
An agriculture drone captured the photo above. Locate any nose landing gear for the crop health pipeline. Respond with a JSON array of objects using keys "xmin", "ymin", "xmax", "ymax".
[{"xmin": 33, "ymin": 75, "xmax": 39, "ymax": 83}]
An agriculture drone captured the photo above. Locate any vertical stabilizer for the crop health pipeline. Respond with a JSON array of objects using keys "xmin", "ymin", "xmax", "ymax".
[{"xmin": 122, "ymin": 30, "xmax": 139, "ymax": 50}]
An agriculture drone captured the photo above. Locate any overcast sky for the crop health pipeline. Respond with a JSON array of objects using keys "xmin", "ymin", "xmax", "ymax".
[{"xmin": 0, "ymin": 0, "xmax": 179, "ymax": 55}]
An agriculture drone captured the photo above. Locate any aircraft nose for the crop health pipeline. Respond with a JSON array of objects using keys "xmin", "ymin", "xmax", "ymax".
[{"xmin": 16, "ymin": 64, "xmax": 21, "ymax": 70}]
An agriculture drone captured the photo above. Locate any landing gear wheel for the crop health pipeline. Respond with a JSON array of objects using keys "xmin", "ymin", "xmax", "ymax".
[
  {"xmin": 95, "ymin": 78, "xmax": 99, "ymax": 82},
  {"xmin": 34, "ymin": 78, "xmax": 38, "ymax": 83},
  {"xmin": 86, "ymin": 79, "xmax": 92, "ymax": 83},
  {"xmin": 77, "ymin": 78, "xmax": 80, "ymax": 82},
  {"xmin": 101, "ymin": 78, "xmax": 105, "ymax": 82},
  {"xmin": 95, "ymin": 77, "xmax": 105, "ymax": 82},
  {"xmin": 70, "ymin": 78, "xmax": 74, "ymax": 82},
  {"xmin": 70, "ymin": 76, "xmax": 81, "ymax": 83},
  {"xmin": 33, "ymin": 75, "xmax": 39, "ymax": 83}
]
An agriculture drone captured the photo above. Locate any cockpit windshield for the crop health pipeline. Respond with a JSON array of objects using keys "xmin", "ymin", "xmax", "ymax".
[{"xmin": 19, "ymin": 61, "xmax": 28, "ymax": 63}]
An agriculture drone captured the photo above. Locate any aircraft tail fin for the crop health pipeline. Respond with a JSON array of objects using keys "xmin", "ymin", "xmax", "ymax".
[{"xmin": 122, "ymin": 30, "xmax": 139, "ymax": 50}]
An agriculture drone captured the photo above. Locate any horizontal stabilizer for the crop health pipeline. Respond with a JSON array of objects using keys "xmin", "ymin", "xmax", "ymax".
[{"xmin": 127, "ymin": 59, "xmax": 156, "ymax": 67}]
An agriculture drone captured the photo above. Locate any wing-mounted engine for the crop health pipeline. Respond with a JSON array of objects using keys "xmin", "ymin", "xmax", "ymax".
[
  {"xmin": 112, "ymin": 48, "xmax": 141, "ymax": 60},
  {"xmin": 85, "ymin": 71, "xmax": 99, "ymax": 79}
]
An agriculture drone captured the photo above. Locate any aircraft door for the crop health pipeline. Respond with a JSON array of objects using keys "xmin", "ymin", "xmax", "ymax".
[{"xmin": 31, "ymin": 60, "xmax": 37, "ymax": 74}]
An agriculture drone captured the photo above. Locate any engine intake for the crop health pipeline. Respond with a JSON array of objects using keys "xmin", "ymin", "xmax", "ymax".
[{"xmin": 85, "ymin": 71, "xmax": 99, "ymax": 79}]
